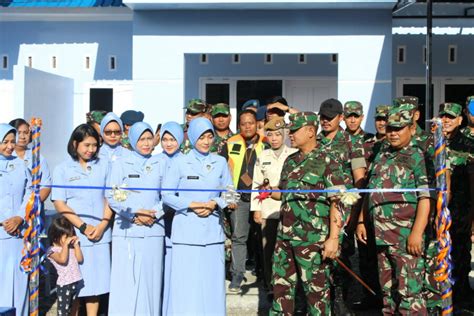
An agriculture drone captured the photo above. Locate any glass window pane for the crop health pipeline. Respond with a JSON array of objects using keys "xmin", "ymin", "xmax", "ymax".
[
  {"xmin": 205, "ymin": 83, "xmax": 230, "ymax": 105},
  {"xmin": 236, "ymin": 80, "xmax": 282, "ymax": 111}
]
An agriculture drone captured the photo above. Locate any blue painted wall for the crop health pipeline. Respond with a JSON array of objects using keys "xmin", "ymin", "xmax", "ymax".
[
  {"xmin": 393, "ymin": 34, "xmax": 474, "ymax": 79},
  {"xmin": 0, "ymin": 21, "xmax": 132, "ymax": 80},
  {"xmin": 184, "ymin": 53, "xmax": 337, "ymax": 101}
]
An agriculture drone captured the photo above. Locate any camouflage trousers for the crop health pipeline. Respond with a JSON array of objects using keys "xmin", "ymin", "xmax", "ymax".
[
  {"xmin": 271, "ymin": 239, "xmax": 331, "ymax": 316},
  {"xmin": 422, "ymin": 237, "xmax": 442, "ymax": 309},
  {"xmin": 377, "ymin": 244, "xmax": 427, "ymax": 315}
]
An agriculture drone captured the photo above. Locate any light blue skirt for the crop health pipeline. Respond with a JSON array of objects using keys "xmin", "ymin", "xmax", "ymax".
[
  {"xmin": 109, "ymin": 236, "xmax": 164, "ymax": 316},
  {"xmin": 162, "ymin": 236, "xmax": 172, "ymax": 316},
  {"xmin": 168, "ymin": 242, "xmax": 225, "ymax": 316},
  {"xmin": 0, "ymin": 238, "xmax": 28, "ymax": 316},
  {"xmin": 79, "ymin": 242, "xmax": 110, "ymax": 297}
]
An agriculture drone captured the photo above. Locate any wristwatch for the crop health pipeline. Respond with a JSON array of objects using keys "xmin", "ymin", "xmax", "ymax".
[{"xmin": 79, "ymin": 222, "xmax": 87, "ymax": 234}]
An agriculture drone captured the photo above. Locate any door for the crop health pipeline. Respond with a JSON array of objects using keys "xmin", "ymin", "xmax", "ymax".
[
  {"xmin": 285, "ymin": 79, "xmax": 337, "ymax": 113},
  {"xmin": 90, "ymin": 88, "xmax": 113, "ymax": 112}
]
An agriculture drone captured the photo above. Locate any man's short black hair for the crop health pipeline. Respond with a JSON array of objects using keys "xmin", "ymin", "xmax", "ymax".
[{"xmin": 238, "ymin": 109, "xmax": 257, "ymax": 124}]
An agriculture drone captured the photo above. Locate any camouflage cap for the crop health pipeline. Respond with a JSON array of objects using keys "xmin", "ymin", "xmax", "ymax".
[
  {"xmin": 387, "ymin": 107, "xmax": 413, "ymax": 128},
  {"xmin": 439, "ymin": 103, "xmax": 462, "ymax": 117},
  {"xmin": 210, "ymin": 103, "xmax": 230, "ymax": 116},
  {"xmin": 375, "ymin": 105, "xmax": 391, "ymax": 118},
  {"xmin": 264, "ymin": 117, "xmax": 285, "ymax": 131},
  {"xmin": 86, "ymin": 110, "xmax": 107, "ymax": 124},
  {"xmin": 344, "ymin": 101, "xmax": 363, "ymax": 116},
  {"xmin": 467, "ymin": 96, "xmax": 474, "ymax": 115},
  {"xmin": 186, "ymin": 99, "xmax": 207, "ymax": 114},
  {"xmin": 287, "ymin": 111, "xmax": 319, "ymax": 131},
  {"xmin": 393, "ymin": 96, "xmax": 419, "ymax": 109}
]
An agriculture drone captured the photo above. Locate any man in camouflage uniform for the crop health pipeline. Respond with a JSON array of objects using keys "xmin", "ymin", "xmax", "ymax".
[
  {"xmin": 464, "ymin": 97, "xmax": 474, "ymax": 246},
  {"xmin": 180, "ymin": 99, "xmax": 208, "ymax": 153},
  {"xmin": 363, "ymin": 105, "xmax": 390, "ymax": 166},
  {"xmin": 209, "ymin": 103, "xmax": 235, "ymax": 263},
  {"xmin": 343, "ymin": 101, "xmax": 374, "ymax": 139},
  {"xmin": 352, "ymin": 105, "xmax": 391, "ymax": 311},
  {"xmin": 392, "ymin": 99, "xmax": 441, "ymax": 311},
  {"xmin": 210, "ymin": 103, "xmax": 234, "ymax": 155},
  {"xmin": 440, "ymin": 100, "xmax": 474, "ymax": 307},
  {"xmin": 357, "ymin": 107, "xmax": 430, "ymax": 315},
  {"xmin": 271, "ymin": 112, "xmax": 349, "ymax": 315},
  {"xmin": 318, "ymin": 99, "xmax": 367, "ymax": 314}
]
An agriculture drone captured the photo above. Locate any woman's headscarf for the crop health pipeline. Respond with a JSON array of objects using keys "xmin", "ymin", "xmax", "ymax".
[
  {"xmin": 100, "ymin": 112, "xmax": 124, "ymax": 139},
  {"xmin": 160, "ymin": 121, "xmax": 184, "ymax": 146},
  {"xmin": 128, "ymin": 122, "xmax": 153, "ymax": 154},
  {"xmin": 188, "ymin": 118, "xmax": 214, "ymax": 147},
  {"xmin": 0, "ymin": 123, "xmax": 16, "ymax": 160}
]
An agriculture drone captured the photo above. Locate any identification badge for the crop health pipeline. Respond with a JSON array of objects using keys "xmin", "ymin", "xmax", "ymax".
[
  {"xmin": 262, "ymin": 162, "xmax": 271, "ymax": 165},
  {"xmin": 128, "ymin": 174, "xmax": 140, "ymax": 178},
  {"xmin": 240, "ymin": 172, "xmax": 253, "ymax": 187},
  {"xmin": 68, "ymin": 176, "xmax": 81, "ymax": 182},
  {"xmin": 187, "ymin": 176, "xmax": 199, "ymax": 180}
]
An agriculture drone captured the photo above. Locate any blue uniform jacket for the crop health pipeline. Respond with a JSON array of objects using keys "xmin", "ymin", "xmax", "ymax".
[
  {"xmin": 162, "ymin": 150, "xmax": 232, "ymax": 245},
  {"xmin": 52, "ymin": 157, "xmax": 111, "ymax": 246},
  {"xmin": 99, "ymin": 143, "xmax": 130, "ymax": 163},
  {"xmin": 106, "ymin": 151, "xmax": 165, "ymax": 237},
  {"xmin": 13, "ymin": 148, "xmax": 52, "ymax": 187},
  {"xmin": 0, "ymin": 157, "xmax": 31, "ymax": 240}
]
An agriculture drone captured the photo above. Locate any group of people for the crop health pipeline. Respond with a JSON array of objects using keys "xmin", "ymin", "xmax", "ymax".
[{"xmin": 0, "ymin": 94, "xmax": 472, "ymax": 316}]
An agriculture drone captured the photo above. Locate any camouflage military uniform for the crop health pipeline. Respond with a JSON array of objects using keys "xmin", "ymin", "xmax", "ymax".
[
  {"xmin": 367, "ymin": 108, "xmax": 430, "ymax": 315},
  {"xmin": 271, "ymin": 149, "xmax": 349, "ymax": 316},
  {"xmin": 179, "ymin": 124, "xmax": 193, "ymax": 154},
  {"xmin": 271, "ymin": 112, "xmax": 349, "ymax": 316},
  {"xmin": 210, "ymin": 131, "xmax": 234, "ymax": 155},
  {"xmin": 180, "ymin": 99, "xmax": 208, "ymax": 154}
]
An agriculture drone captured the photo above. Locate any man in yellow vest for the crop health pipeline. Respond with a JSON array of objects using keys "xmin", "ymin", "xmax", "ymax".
[{"xmin": 220, "ymin": 109, "xmax": 267, "ymax": 292}]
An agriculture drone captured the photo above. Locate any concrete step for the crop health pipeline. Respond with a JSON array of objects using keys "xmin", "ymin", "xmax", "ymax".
[{"xmin": 226, "ymin": 272, "xmax": 271, "ymax": 316}]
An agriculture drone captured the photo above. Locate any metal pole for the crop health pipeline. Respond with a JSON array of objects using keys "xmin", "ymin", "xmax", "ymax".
[{"xmin": 425, "ymin": 0, "xmax": 433, "ymax": 125}]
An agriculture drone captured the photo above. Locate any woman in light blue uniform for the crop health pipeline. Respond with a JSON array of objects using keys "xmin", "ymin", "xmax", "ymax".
[
  {"xmin": 9, "ymin": 118, "xmax": 52, "ymax": 203},
  {"xmin": 99, "ymin": 113, "xmax": 129, "ymax": 162},
  {"xmin": 157, "ymin": 121, "xmax": 184, "ymax": 316},
  {"xmin": 52, "ymin": 124, "xmax": 112, "ymax": 316},
  {"xmin": 0, "ymin": 124, "xmax": 30, "ymax": 316},
  {"xmin": 106, "ymin": 122, "xmax": 165, "ymax": 316},
  {"xmin": 162, "ymin": 117, "xmax": 233, "ymax": 315}
]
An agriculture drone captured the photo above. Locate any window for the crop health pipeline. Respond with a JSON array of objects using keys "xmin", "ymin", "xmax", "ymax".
[
  {"xmin": 205, "ymin": 83, "xmax": 230, "ymax": 105},
  {"xmin": 298, "ymin": 54, "xmax": 307, "ymax": 64},
  {"xmin": 52, "ymin": 56, "xmax": 57, "ymax": 69},
  {"xmin": 2, "ymin": 55, "xmax": 7, "ymax": 70},
  {"xmin": 109, "ymin": 56, "xmax": 117, "ymax": 71},
  {"xmin": 264, "ymin": 54, "xmax": 273, "ymax": 64},
  {"xmin": 27, "ymin": 56, "xmax": 33, "ymax": 68},
  {"xmin": 397, "ymin": 46, "xmax": 406, "ymax": 64},
  {"xmin": 232, "ymin": 54, "xmax": 240, "ymax": 64},
  {"xmin": 90, "ymin": 88, "xmax": 113, "ymax": 112},
  {"xmin": 200, "ymin": 54, "xmax": 208, "ymax": 64},
  {"xmin": 448, "ymin": 45, "xmax": 457, "ymax": 64},
  {"xmin": 236, "ymin": 80, "xmax": 282, "ymax": 111},
  {"xmin": 331, "ymin": 54, "xmax": 338, "ymax": 64},
  {"xmin": 85, "ymin": 56, "xmax": 91, "ymax": 70}
]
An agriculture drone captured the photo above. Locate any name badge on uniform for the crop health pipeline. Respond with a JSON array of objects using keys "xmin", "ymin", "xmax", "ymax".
[
  {"xmin": 187, "ymin": 176, "xmax": 199, "ymax": 180},
  {"xmin": 262, "ymin": 162, "xmax": 271, "ymax": 165},
  {"xmin": 68, "ymin": 176, "xmax": 81, "ymax": 182},
  {"xmin": 128, "ymin": 174, "xmax": 140, "ymax": 178},
  {"xmin": 230, "ymin": 144, "xmax": 242, "ymax": 155}
]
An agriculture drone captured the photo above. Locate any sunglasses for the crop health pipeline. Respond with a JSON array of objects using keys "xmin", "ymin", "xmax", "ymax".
[{"xmin": 103, "ymin": 130, "xmax": 121, "ymax": 136}]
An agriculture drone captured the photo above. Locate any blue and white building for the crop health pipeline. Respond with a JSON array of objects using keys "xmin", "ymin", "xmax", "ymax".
[{"xmin": 1, "ymin": 0, "xmax": 474, "ymax": 168}]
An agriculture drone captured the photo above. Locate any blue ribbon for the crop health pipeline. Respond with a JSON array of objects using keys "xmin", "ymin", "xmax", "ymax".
[{"xmin": 42, "ymin": 184, "xmax": 441, "ymax": 194}]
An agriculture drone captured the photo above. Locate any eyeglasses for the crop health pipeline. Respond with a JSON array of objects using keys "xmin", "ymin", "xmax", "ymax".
[{"xmin": 103, "ymin": 130, "xmax": 121, "ymax": 136}]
